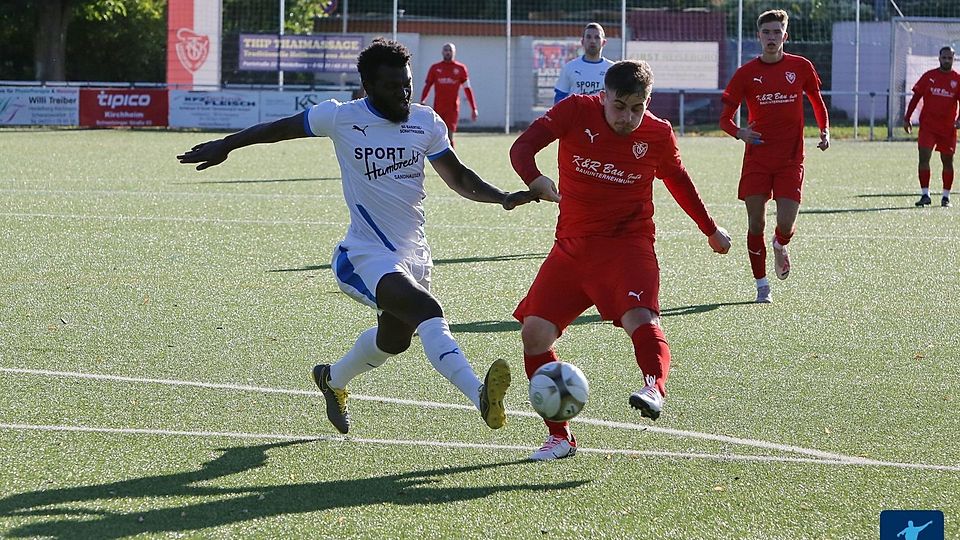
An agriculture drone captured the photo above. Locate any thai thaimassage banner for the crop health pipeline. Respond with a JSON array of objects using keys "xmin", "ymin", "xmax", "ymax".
[{"xmin": 239, "ymin": 34, "xmax": 364, "ymax": 72}]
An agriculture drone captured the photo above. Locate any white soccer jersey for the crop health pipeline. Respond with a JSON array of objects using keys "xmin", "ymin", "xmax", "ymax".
[
  {"xmin": 306, "ymin": 98, "xmax": 450, "ymax": 258},
  {"xmin": 555, "ymin": 56, "xmax": 615, "ymax": 98}
]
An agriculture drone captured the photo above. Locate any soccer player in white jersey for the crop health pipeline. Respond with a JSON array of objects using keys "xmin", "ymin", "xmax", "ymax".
[
  {"xmin": 178, "ymin": 38, "xmax": 538, "ymax": 434},
  {"xmin": 554, "ymin": 22, "xmax": 615, "ymax": 103}
]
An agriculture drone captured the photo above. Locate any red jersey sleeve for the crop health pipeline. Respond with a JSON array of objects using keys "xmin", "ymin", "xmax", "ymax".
[
  {"xmin": 802, "ymin": 63, "xmax": 829, "ymax": 131},
  {"xmin": 420, "ymin": 65, "xmax": 436, "ymax": 102},
  {"xmin": 509, "ymin": 98, "xmax": 577, "ymax": 184},
  {"xmin": 657, "ymin": 129, "xmax": 717, "ymax": 236}
]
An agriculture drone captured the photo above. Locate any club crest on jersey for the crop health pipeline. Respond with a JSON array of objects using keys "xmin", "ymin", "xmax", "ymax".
[
  {"xmin": 785, "ymin": 71, "xmax": 796, "ymax": 84},
  {"xmin": 952, "ymin": 80, "xmax": 958, "ymax": 89},
  {"xmin": 633, "ymin": 141, "xmax": 648, "ymax": 159}
]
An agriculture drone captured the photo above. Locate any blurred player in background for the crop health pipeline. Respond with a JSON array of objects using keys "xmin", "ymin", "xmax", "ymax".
[
  {"xmin": 420, "ymin": 42, "xmax": 478, "ymax": 146},
  {"xmin": 554, "ymin": 22, "xmax": 615, "ymax": 103},
  {"xmin": 719, "ymin": 9, "xmax": 829, "ymax": 304},
  {"xmin": 903, "ymin": 45, "xmax": 960, "ymax": 208},
  {"xmin": 178, "ymin": 38, "xmax": 538, "ymax": 435},
  {"xmin": 511, "ymin": 60, "xmax": 731, "ymax": 461}
]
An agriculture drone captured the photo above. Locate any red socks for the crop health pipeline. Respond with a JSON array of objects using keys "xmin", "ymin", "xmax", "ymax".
[
  {"xmin": 630, "ymin": 323, "xmax": 670, "ymax": 396},
  {"xmin": 919, "ymin": 168, "xmax": 931, "ymax": 189},
  {"xmin": 524, "ymin": 349, "xmax": 570, "ymax": 440},
  {"xmin": 944, "ymin": 170, "xmax": 954, "ymax": 191},
  {"xmin": 774, "ymin": 226, "xmax": 794, "ymax": 247},
  {"xmin": 747, "ymin": 233, "xmax": 766, "ymax": 279}
]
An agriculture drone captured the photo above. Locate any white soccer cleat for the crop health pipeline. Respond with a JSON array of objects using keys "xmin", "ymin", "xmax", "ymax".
[
  {"xmin": 529, "ymin": 435, "xmax": 577, "ymax": 461},
  {"xmin": 755, "ymin": 284, "xmax": 772, "ymax": 304},
  {"xmin": 772, "ymin": 238, "xmax": 790, "ymax": 280},
  {"xmin": 629, "ymin": 375, "xmax": 664, "ymax": 420}
]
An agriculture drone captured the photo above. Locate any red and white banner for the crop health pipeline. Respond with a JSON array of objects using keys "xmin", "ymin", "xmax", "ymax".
[
  {"xmin": 79, "ymin": 89, "xmax": 169, "ymax": 127},
  {"xmin": 167, "ymin": 0, "xmax": 222, "ymax": 90}
]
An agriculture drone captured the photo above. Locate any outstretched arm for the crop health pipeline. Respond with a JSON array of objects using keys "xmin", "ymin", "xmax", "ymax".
[
  {"xmin": 177, "ymin": 111, "xmax": 309, "ymax": 170},
  {"xmin": 430, "ymin": 150, "xmax": 538, "ymax": 210}
]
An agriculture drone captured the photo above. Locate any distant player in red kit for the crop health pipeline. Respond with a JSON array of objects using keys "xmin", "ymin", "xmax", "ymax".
[
  {"xmin": 903, "ymin": 46, "xmax": 960, "ymax": 208},
  {"xmin": 510, "ymin": 60, "xmax": 732, "ymax": 461},
  {"xmin": 420, "ymin": 43, "xmax": 478, "ymax": 145},
  {"xmin": 719, "ymin": 9, "xmax": 829, "ymax": 304}
]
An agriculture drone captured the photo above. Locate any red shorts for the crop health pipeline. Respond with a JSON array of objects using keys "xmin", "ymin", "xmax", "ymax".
[
  {"xmin": 436, "ymin": 109, "xmax": 458, "ymax": 134},
  {"xmin": 513, "ymin": 236, "xmax": 660, "ymax": 332},
  {"xmin": 738, "ymin": 158, "xmax": 805, "ymax": 203},
  {"xmin": 917, "ymin": 127, "xmax": 957, "ymax": 155}
]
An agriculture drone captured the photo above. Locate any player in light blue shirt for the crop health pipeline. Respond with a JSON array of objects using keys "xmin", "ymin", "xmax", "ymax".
[
  {"xmin": 554, "ymin": 22, "xmax": 616, "ymax": 103},
  {"xmin": 178, "ymin": 38, "xmax": 538, "ymax": 435}
]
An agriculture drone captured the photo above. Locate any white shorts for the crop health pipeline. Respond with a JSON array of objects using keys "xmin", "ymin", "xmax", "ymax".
[{"xmin": 331, "ymin": 242, "xmax": 432, "ymax": 310}]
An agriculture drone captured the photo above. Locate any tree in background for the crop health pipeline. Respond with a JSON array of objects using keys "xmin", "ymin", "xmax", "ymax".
[{"xmin": 0, "ymin": 0, "xmax": 166, "ymax": 82}]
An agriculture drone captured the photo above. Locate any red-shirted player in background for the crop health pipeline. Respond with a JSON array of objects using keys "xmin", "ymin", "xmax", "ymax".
[
  {"xmin": 903, "ymin": 46, "xmax": 960, "ymax": 208},
  {"xmin": 420, "ymin": 43, "xmax": 478, "ymax": 146},
  {"xmin": 719, "ymin": 9, "xmax": 829, "ymax": 304},
  {"xmin": 510, "ymin": 60, "xmax": 732, "ymax": 461}
]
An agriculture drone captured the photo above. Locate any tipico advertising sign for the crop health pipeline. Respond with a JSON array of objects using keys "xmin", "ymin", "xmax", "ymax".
[{"xmin": 79, "ymin": 88, "xmax": 169, "ymax": 127}]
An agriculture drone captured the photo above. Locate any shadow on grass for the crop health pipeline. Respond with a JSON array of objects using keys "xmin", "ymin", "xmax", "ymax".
[
  {"xmin": 450, "ymin": 301, "xmax": 756, "ymax": 333},
  {"xmin": 173, "ymin": 177, "xmax": 340, "ymax": 185},
  {"xmin": 854, "ymin": 192, "xmax": 916, "ymax": 199},
  {"xmin": 267, "ymin": 252, "xmax": 547, "ymax": 273},
  {"xmin": 799, "ymin": 206, "xmax": 916, "ymax": 215},
  {"xmin": 0, "ymin": 440, "xmax": 587, "ymax": 539}
]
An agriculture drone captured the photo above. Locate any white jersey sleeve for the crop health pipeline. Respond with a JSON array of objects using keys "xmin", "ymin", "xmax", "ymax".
[
  {"xmin": 305, "ymin": 99, "xmax": 340, "ymax": 137},
  {"xmin": 554, "ymin": 62, "xmax": 574, "ymax": 94}
]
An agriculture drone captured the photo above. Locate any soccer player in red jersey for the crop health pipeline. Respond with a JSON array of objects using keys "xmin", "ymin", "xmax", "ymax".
[
  {"xmin": 510, "ymin": 60, "xmax": 732, "ymax": 461},
  {"xmin": 719, "ymin": 9, "xmax": 829, "ymax": 304},
  {"xmin": 903, "ymin": 46, "xmax": 960, "ymax": 208},
  {"xmin": 420, "ymin": 43, "xmax": 478, "ymax": 146}
]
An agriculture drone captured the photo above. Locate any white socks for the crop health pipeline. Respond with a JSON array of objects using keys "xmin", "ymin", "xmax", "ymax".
[
  {"xmin": 756, "ymin": 277, "xmax": 770, "ymax": 288},
  {"xmin": 329, "ymin": 327, "xmax": 392, "ymax": 389},
  {"xmin": 417, "ymin": 317, "xmax": 482, "ymax": 409}
]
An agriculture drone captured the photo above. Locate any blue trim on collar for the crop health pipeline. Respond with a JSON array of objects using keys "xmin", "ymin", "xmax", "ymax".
[{"xmin": 364, "ymin": 98, "xmax": 388, "ymax": 119}]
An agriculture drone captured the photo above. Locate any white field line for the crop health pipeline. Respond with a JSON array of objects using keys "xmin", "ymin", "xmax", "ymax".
[
  {"xmin": 3, "ymin": 367, "xmax": 957, "ymax": 472},
  {"xmin": 1, "ymin": 423, "xmax": 958, "ymax": 472},
  {"xmin": 0, "ymin": 210, "xmax": 955, "ymax": 239}
]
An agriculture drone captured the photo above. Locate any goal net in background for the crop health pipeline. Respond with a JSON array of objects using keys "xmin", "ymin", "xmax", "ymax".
[{"xmin": 889, "ymin": 17, "xmax": 960, "ymax": 139}]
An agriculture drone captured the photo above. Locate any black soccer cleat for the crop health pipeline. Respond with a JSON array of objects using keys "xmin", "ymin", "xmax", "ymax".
[
  {"xmin": 915, "ymin": 194, "xmax": 932, "ymax": 207},
  {"xmin": 942, "ymin": 196, "xmax": 952, "ymax": 208},
  {"xmin": 312, "ymin": 363, "xmax": 350, "ymax": 434}
]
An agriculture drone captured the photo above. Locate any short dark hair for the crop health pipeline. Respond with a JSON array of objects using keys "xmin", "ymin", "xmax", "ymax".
[
  {"xmin": 940, "ymin": 45, "xmax": 955, "ymax": 55},
  {"xmin": 604, "ymin": 60, "xmax": 654, "ymax": 99},
  {"xmin": 584, "ymin": 22, "xmax": 605, "ymax": 39},
  {"xmin": 357, "ymin": 38, "xmax": 411, "ymax": 83},
  {"xmin": 757, "ymin": 9, "xmax": 789, "ymax": 31}
]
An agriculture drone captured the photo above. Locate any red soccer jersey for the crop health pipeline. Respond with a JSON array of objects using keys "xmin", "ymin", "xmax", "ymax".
[
  {"xmin": 721, "ymin": 53, "xmax": 828, "ymax": 162},
  {"xmin": 513, "ymin": 94, "xmax": 715, "ymax": 240},
  {"xmin": 911, "ymin": 68, "xmax": 960, "ymax": 133},
  {"xmin": 422, "ymin": 60, "xmax": 470, "ymax": 116}
]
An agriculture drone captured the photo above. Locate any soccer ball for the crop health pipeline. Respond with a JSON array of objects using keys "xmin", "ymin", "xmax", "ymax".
[{"xmin": 528, "ymin": 361, "xmax": 589, "ymax": 421}]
